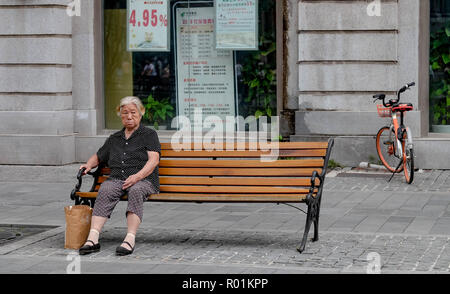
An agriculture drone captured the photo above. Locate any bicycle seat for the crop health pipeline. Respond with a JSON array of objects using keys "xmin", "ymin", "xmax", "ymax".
[{"xmin": 392, "ymin": 103, "xmax": 413, "ymax": 112}]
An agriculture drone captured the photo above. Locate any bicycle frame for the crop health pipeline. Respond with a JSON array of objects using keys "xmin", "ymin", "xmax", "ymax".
[
  {"xmin": 391, "ymin": 113, "xmax": 403, "ymax": 158},
  {"xmin": 388, "ymin": 111, "xmax": 413, "ymax": 165},
  {"xmin": 374, "ymin": 82, "xmax": 415, "ymax": 183}
]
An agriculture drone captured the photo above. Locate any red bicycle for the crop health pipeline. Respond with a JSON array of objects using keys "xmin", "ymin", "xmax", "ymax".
[{"xmin": 373, "ymin": 82, "xmax": 415, "ymax": 184}]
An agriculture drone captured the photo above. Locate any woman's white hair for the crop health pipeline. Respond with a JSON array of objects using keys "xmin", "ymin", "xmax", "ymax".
[{"xmin": 116, "ymin": 96, "xmax": 145, "ymax": 117}]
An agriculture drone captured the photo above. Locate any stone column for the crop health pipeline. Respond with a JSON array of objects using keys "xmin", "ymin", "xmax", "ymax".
[
  {"xmin": 0, "ymin": 0, "xmax": 74, "ymax": 164},
  {"xmin": 72, "ymin": 0, "xmax": 110, "ymax": 163},
  {"xmin": 72, "ymin": 0, "xmax": 99, "ymax": 136}
]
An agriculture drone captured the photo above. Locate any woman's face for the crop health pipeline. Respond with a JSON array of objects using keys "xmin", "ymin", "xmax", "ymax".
[{"xmin": 120, "ymin": 103, "xmax": 142, "ymax": 129}]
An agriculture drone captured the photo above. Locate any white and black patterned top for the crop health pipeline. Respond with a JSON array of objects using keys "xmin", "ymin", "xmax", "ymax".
[{"xmin": 96, "ymin": 123, "xmax": 161, "ymax": 192}]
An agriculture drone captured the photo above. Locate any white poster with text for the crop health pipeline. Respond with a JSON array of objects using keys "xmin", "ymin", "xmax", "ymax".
[
  {"xmin": 215, "ymin": 0, "xmax": 258, "ymax": 50},
  {"xmin": 176, "ymin": 6, "xmax": 236, "ymax": 129}
]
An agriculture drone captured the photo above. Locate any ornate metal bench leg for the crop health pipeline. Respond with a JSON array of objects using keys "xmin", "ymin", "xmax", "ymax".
[
  {"xmin": 313, "ymin": 202, "xmax": 321, "ymax": 242},
  {"xmin": 297, "ymin": 205, "xmax": 313, "ymax": 253},
  {"xmin": 313, "ymin": 218, "xmax": 319, "ymax": 242},
  {"xmin": 298, "ymin": 194, "xmax": 322, "ymax": 253},
  {"xmin": 74, "ymin": 196, "xmax": 81, "ymax": 206}
]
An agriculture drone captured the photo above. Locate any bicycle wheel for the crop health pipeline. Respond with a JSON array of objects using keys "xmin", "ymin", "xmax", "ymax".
[
  {"xmin": 403, "ymin": 143, "xmax": 414, "ymax": 184},
  {"xmin": 376, "ymin": 126, "xmax": 403, "ymax": 173}
]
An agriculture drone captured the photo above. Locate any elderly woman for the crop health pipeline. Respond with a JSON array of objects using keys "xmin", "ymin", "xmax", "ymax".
[{"xmin": 78, "ymin": 96, "xmax": 160, "ymax": 256}]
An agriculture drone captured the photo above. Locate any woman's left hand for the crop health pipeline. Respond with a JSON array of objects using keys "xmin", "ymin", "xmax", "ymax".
[{"xmin": 122, "ymin": 174, "xmax": 141, "ymax": 190}]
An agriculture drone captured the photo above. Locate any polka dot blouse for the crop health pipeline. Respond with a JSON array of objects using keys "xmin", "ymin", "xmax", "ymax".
[{"xmin": 96, "ymin": 123, "xmax": 161, "ymax": 192}]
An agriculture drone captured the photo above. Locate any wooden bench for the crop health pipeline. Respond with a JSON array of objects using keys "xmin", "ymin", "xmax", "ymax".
[{"xmin": 71, "ymin": 139, "xmax": 334, "ymax": 253}]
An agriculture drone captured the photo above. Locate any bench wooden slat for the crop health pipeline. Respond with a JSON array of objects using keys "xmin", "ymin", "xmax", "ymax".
[
  {"xmin": 99, "ymin": 168, "xmax": 111, "ymax": 175},
  {"xmin": 161, "ymin": 142, "xmax": 329, "ymax": 150},
  {"xmin": 159, "ymin": 159, "xmax": 324, "ymax": 168},
  {"xmin": 76, "ymin": 192, "xmax": 99, "ymax": 198},
  {"xmin": 75, "ymin": 192, "xmax": 308, "ymax": 202},
  {"xmin": 278, "ymin": 149, "xmax": 327, "ymax": 157},
  {"xmin": 160, "ymin": 186, "xmax": 313, "ymax": 194},
  {"xmin": 97, "ymin": 176, "xmax": 108, "ymax": 184},
  {"xmin": 161, "ymin": 149, "xmax": 327, "ymax": 158},
  {"xmin": 147, "ymin": 193, "xmax": 308, "ymax": 202},
  {"xmin": 159, "ymin": 167, "xmax": 322, "ymax": 177},
  {"xmin": 160, "ymin": 177, "xmax": 319, "ymax": 186},
  {"xmin": 99, "ymin": 155, "xmax": 325, "ymax": 176},
  {"xmin": 93, "ymin": 178, "xmax": 320, "ymax": 192}
]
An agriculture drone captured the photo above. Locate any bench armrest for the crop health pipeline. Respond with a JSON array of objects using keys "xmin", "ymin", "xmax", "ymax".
[
  {"xmin": 305, "ymin": 170, "xmax": 323, "ymax": 205},
  {"xmin": 320, "ymin": 138, "xmax": 335, "ymax": 178},
  {"xmin": 309, "ymin": 171, "xmax": 323, "ymax": 194},
  {"xmin": 70, "ymin": 167, "xmax": 95, "ymax": 201}
]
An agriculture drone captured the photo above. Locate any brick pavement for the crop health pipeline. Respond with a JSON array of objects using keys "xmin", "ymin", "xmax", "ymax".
[
  {"xmin": 0, "ymin": 165, "xmax": 450, "ymax": 274},
  {"xmin": 2, "ymin": 226, "xmax": 450, "ymax": 274}
]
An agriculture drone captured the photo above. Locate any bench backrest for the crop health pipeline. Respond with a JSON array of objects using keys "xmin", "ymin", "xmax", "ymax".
[{"xmin": 91, "ymin": 141, "xmax": 332, "ymax": 202}]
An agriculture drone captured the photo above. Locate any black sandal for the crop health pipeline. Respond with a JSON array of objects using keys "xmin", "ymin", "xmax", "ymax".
[
  {"xmin": 79, "ymin": 240, "xmax": 100, "ymax": 255},
  {"xmin": 115, "ymin": 241, "xmax": 135, "ymax": 256}
]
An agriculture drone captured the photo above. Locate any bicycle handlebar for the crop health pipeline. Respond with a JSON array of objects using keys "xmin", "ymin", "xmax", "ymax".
[
  {"xmin": 398, "ymin": 82, "xmax": 416, "ymax": 96},
  {"xmin": 373, "ymin": 82, "xmax": 415, "ymax": 107}
]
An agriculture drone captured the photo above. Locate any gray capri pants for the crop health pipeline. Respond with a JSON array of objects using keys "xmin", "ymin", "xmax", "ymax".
[{"xmin": 92, "ymin": 179, "xmax": 157, "ymax": 222}]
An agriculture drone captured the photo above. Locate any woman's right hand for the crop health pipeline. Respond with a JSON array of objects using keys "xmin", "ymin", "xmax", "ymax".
[{"xmin": 79, "ymin": 164, "xmax": 92, "ymax": 175}]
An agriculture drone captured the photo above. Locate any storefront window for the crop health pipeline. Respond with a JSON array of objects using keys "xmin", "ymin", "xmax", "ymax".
[
  {"xmin": 103, "ymin": 0, "xmax": 277, "ymax": 130},
  {"xmin": 429, "ymin": 0, "xmax": 450, "ymax": 132}
]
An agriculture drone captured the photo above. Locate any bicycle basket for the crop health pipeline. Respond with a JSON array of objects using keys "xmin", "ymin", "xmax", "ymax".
[{"xmin": 377, "ymin": 105, "xmax": 392, "ymax": 118}]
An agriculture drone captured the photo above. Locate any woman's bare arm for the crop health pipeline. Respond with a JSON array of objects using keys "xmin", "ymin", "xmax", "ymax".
[
  {"xmin": 79, "ymin": 154, "xmax": 100, "ymax": 175},
  {"xmin": 122, "ymin": 151, "xmax": 160, "ymax": 190}
]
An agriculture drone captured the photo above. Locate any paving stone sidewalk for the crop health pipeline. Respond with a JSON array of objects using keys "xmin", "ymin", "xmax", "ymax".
[
  {"xmin": 4, "ymin": 226, "xmax": 450, "ymax": 274},
  {"xmin": 0, "ymin": 165, "xmax": 450, "ymax": 274}
]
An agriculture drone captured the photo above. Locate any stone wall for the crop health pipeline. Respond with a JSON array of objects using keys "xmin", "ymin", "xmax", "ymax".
[
  {"xmin": 291, "ymin": 0, "xmax": 436, "ymax": 168},
  {"xmin": 293, "ymin": 0, "xmax": 427, "ymax": 137},
  {"xmin": 0, "ymin": 0, "xmax": 74, "ymax": 164},
  {"xmin": 0, "ymin": 0, "xmax": 103, "ymax": 165}
]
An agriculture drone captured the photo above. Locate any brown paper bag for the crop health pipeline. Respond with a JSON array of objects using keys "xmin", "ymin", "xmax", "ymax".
[{"xmin": 64, "ymin": 205, "xmax": 92, "ymax": 249}]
